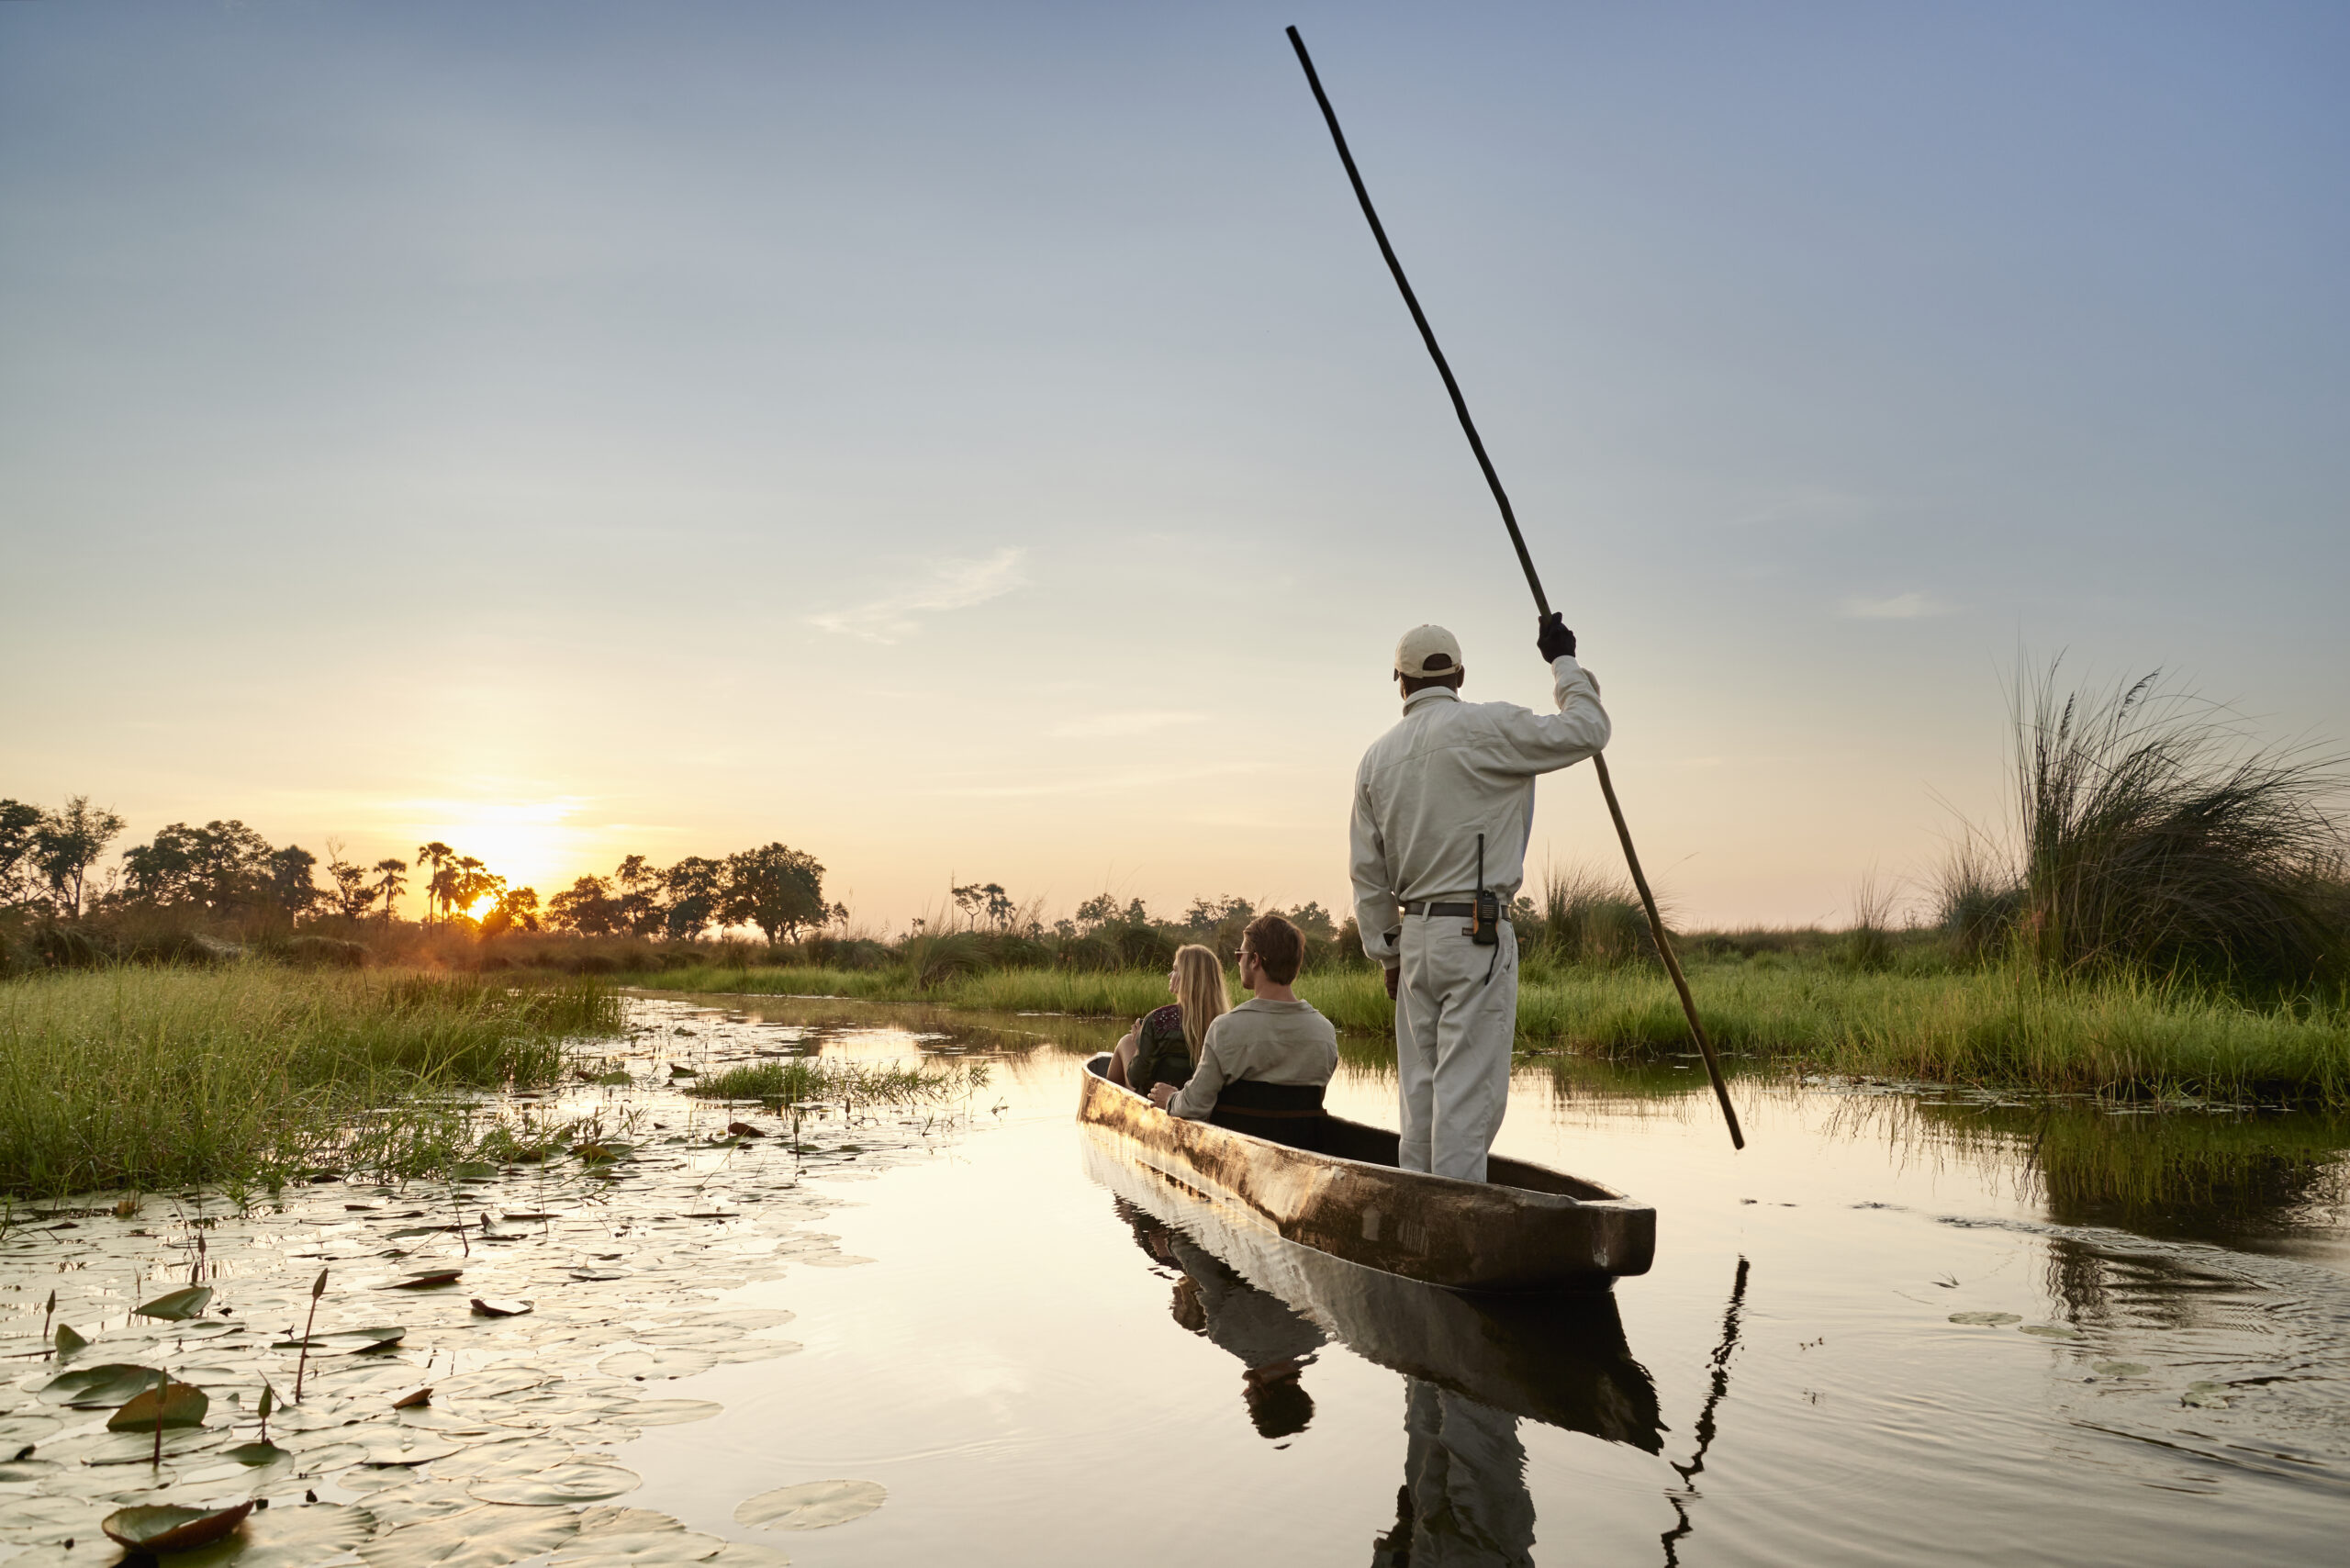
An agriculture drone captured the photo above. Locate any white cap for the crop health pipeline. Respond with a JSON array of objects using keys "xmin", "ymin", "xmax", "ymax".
[{"xmin": 1393, "ymin": 624, "xmax": 1462, "ymax": 678}]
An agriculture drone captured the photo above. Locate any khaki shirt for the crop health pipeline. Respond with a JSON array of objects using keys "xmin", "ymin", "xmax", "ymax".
[
  {"xmin": 1168, "ymin": 998, "xmax": 1338, "ymax": 1121},
  {"xmin": 1349, "ymin": 655, "xmax": 1609, "ymax": 967}
]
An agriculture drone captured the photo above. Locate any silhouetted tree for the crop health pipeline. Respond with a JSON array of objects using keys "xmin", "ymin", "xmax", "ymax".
[
  {"xmin": 614, "ymin": 855, "xmax": 666, "ymax": 936},
  {"xmin": 480, "ymin": 885, "xmax": 542, "ymax": 937},
  {"xmin": 265, "ymin": 845, "xmax": 322, "ymax": 917},
  {"xmin": 371, "ymin": 859, "xmax": 408, "ymax": 925},
  {"xmin": 722, "ymin": 843, "xmax": 836, "ymax": 943},
  {"xmin": 663, "ymin": 857, "xmax": 727, "ymax": 939},
  {"xmin": 0, "ymin": 800, "xmax": 42, "ymax": 907},
  {"xmin": 31, "ymin": 797, "xmax": 126, "ymax": 917},
  {"xmin": 414, "ymin": 842, "xmax": 456, "ymax": 926},
  {"xmin": 952, "ymin": 880, "xmax": 1014, "ymax": 927},
  {"xmin": 547, "ymin": 875, "xmax": 621, "ymax": 935},
  {"xmin": 121, "ymin": 820, "xmax": 273, "ymax": 911}
]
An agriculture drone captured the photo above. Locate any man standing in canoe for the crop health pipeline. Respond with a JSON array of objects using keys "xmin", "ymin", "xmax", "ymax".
[{"xmin": 1350, "ymin": 616, "xmax": 1607, "ymax": 1182}]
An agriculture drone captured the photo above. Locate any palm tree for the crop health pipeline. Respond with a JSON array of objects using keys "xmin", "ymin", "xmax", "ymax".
[
  {"xmin": 372, "ymin": 859, "xmax": 409, "ymax": 928},
  {"xmin": 414, "ymin": 842, "xmax": 455, "ymax": 927}
]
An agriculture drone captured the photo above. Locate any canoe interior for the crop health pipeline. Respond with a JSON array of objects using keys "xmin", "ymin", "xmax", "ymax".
[{"xmin": 1082, "ymin": 1054, "xmax": 1627, "ymax": 1204}]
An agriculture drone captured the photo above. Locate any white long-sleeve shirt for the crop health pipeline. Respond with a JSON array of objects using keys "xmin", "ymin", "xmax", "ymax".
[{"xmin": 1350, "ymin": 655, "xmax": 1610, "ymax": 967}]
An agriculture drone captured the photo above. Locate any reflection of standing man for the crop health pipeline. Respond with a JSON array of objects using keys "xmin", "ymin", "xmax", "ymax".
[
  {"xmin": 1351, "ymin": 620, "xmax": 1608, "ymax": 1181},
  {"xmin": 1371, "ymin": 1379, "xmax": 1537, "ymax": 1568}
]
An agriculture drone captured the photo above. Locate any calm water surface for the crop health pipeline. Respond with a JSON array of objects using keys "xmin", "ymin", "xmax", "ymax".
[{"xmin": 605, "ymin": 994, "xmax": 2350, "ymax": 1567}]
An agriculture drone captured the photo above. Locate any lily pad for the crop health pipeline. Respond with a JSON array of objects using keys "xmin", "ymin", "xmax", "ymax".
[
  {"xmin": 733, "ymin": 1480, "xmax": 887, "ymax": 1532},
  {"xmin": 466, "ymin": 1457, "xmax": 642, "ymax": 1506},
  {"xmin": 599, "ymin": 1350, "xmax": 713, "ymax": 1382},
  {"xmin": 167, "ymin": 1502, "xmax": 377, "ymax": 1568},
  {"xmin": 705, "ymin": 1546, "xmax": 792, "ymax": 1568},
  {"xmin": 0, "ymin": 1495, "xmax": 104, "ymax": 1545},
  {"xmin": 274, "ymin": 1327, "xmax": 406, "ymax": 1353},
  {"xmin": 102, "ymin": 1500, "xmax": 255, "ymax": 1553},
  {"xmin": 469, "ymin": 1299, "xmax": 533, "ymax": 1318},
  {"xmin": 137, "ymin": 1286, "xmax": 217, "ymax": 1322},
  {"xmin": 223, "ymin": 1440, "xmax": 294, "ymax": 1466},
  {"xmin": 39, "ymin": 1361, "xmax": 165, "ymax": 1408},
  {"xmin": 391, "ymin": 1271, "xmax": 463, "ymax": 1291},
  {"xmin": 610, "ymin": 1400, "xmax": 723, "ymax": 1428},
  {"xmin": 551, "ymin": 1530, "xmax": 727, "ymax": 1568},
  {"xmin": 2090, "ymin": 1361, "xmax": 2150, "ymax": 1378},
  {"xmin": 574, "ymin": 1509, "xmax": 688, "ymax": 1540},
  {"xmin": 0, "ymin": 1458, "xmax": 61, "ymax": 1483},
  {"xmin": 54, "ymin": 1324, "xmax": 88, "ymax": 1360},
  {"xmin": 359, "ymin": 1505, "xmax": 578, "ymax": 1568},
  {"xmin": 106, "ymin": 1379, "xmax": 209, "ymax": 1431},
  {"xmin": 2019, "ymin": 1324, "xmax": 2081, "ymax": 1340},
  {"xmin": 1946, "ymin": 1311, "xmax": 2020, "ymax": 1327}
]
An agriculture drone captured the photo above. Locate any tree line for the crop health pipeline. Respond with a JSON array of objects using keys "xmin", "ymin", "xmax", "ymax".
[{"xmin": 0, "ymin": 796, "xmax": 842, "ymax": 944}]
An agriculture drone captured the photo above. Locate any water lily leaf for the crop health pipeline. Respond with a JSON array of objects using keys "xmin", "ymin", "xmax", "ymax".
[
  {"xmin": 451, "ymin": 1163, "xmax": 498, "ymax": 1181},
  {"xmin": 138, "ymin": 1286, "xmax": 217, "ymax": 1321},
  {"xmin": 53, "ymin": 1324, "xmax": 88, "ymax": 1360},
  {"xmin": 433, "ymin": 1436, "xmax": 576, "ymax": 1480},
  {"xmin": 359, "ymin": 1504, "xmax": 576, "ymax": 1568},
  {"xmin": 355, "ymin": 1482, "xmax": 481, "ymax": 1529},
  {"xmin": 568, "ymin": 1269, "xmax": 627, "ymax": 1282},
  {"xmin": 799, "ymin": 1256, "xmax": 874, "ymax": 1269},
  {"xmin": 106, "ymin": 1380, "xmax": 209, "ymax": 1431},
  {"xmin": 103, "ymin": 1500, "xmax": 254, "ymax": 1553},
  {"xmin": 0, "ymin": 1494, "xmax": 104, "ymax": 1545},
  {"xmin": 361, "ymin": 1435, "xmax": 464, "ymax": 1468},
  {"xmin": 704, "ymin": 1545, "xmax": 792, "ymax": 1568},
  {"xmin": 1946, "ymin": 1311, "xmax": 2020, "ymax": 1327},
  {"xmin": 223, "ymin": 1440, "xmax": 294, "ymax": 1466},
  {"xmin": 592, "ymin": 1072, "xmax": 633, "ymax": 1088},
  {"xmin": 0, "ymin": 1458, "xmax": 60, "ymax": 1483},
  {"xmin": 2019, "ymin": 1324, "xmax": 2081, "ymax": 1339},
  {"xmin": 2090, "ymin": 1361, "xmax": 2150, "ymax": 1378},
  {"xmin": 470, "ymin": 1299, "xmax": 533, "ymax": 1318},
  {"xmin": 274, "ymin": 1327, "xmax": 406, "ymax": 1353},
  {"xmin": 466, "ymin": 1457, "xmax": 641, "ymax": 1506},
  {"xmin": 574, "ymin": 1510, "xmax": 685, "ymax": 1540},
  {"xmin": 733, "ymin": 1480, "xmax": 886, "ymax": 1532},
  {"xmin": 393, "ymin": 1388, "xmax": 432, "ymax": 1410},
  {"xmin": 38, "ymin": 1362, "xmax": 164, "ymax": 1408},
  {"xmin": 0, "ymin": 1414, "xmax": 62, "ymax": 1446},
  {"xmin": 610, "ymin": 1400, "xmax": 723, "ymax": 1428},
  {"xmin": 551, "ymin": 1530, "xmax": 727, "ymax": 1568},
  {"xmin": 166, "ymin": 1502, "xmax": 377, "ymax": 1568},
  {"xmin": 82, "ymin": 1427, "xmax": 225, "ymax": 1463},
  {"xmin": 392, "ymin": 1271, "xmax": 463, "ymax": 1291},
  {"xmin": 598, "ymin": 1350, "xmax": 713, "ymax": 1382}
]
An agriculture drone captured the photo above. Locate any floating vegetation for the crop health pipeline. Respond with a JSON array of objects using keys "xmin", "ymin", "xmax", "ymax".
[
  {"xmin": 733, "ymin": 1478, "xmax": 888, "ymax": 1531},
  {"xmin": 0, "ymin": 995, "xmax": 978, "ymax": 1564},
  {"xmin": 685, "ymin": 1056, "xmax": 982, "ymax": 1110}
]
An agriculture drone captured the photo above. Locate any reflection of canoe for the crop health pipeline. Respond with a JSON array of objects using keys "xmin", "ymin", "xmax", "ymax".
[
  {"xmin": 1083, "ymin": 1135, "xmax": 1663, "ymax": 1450},
  {"xmin": 1077, "ymin": 1054, "xmax": 1653, "ymax": 1292}
]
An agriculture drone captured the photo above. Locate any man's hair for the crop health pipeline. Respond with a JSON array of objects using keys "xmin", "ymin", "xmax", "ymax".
[
  {"xmin": 1242, "ymin": 913, "xmax": 1305, "ymax": 985},
  {"xmin": 1400, "ymin": 670, "xmax": 1465, "ymax": 695}
]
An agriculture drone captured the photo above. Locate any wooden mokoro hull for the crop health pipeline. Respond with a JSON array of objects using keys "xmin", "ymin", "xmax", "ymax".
[
  {"xmin": 1083, "ymin": 1136, "xmax": 1663, "ymax": 1449},
  {"xmin": 1076, "ymin": 1055, "xmax": 1654, "ymax": 1292}
]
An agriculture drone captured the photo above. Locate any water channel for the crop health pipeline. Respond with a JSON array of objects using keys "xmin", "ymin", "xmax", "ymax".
[{"xmin": 4, "ymin": 991, "xmax": 2346, "ymax": 1566}]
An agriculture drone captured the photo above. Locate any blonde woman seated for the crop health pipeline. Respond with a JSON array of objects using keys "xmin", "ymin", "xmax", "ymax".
[{"xmin": 1109, "ymin": 943, "xmax": 1229, "ymax": 1096}]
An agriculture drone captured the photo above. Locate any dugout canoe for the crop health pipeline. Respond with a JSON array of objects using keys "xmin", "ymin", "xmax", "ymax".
[{"xmin": 1077, "ymin": 1054, "xmax": 1654, "ymax": 1292}]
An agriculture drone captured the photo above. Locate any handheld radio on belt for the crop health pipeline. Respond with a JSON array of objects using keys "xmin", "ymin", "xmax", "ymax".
[{"xmin": 1470, "ymin": 833, "xmax": 1500, "ymax": 948}]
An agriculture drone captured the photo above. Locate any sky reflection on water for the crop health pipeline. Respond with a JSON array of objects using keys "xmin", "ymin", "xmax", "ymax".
[{"xmin": 604, "ymin": 993, "xmax": 2349, "ymax": 1567}]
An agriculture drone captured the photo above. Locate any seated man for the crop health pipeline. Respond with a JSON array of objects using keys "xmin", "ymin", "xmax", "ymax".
[{"xmin": 1151, "ymin": 913, "xmax": 1338, "ymax": 1147}]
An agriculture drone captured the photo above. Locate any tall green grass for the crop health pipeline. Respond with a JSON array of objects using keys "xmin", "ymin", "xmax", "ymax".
[
  {"xmin": 634, "ymin": 959, "xmax": 2350, "ymax": 1105},
  {"xmin": 0, "ymin": 966, "xmax": 620, "ymax": 1197}
]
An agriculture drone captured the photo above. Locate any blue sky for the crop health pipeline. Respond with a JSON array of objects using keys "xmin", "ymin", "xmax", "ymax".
[{"xmin": 4, "ymin": 1, "xmax": 2344, "ymax": 928}]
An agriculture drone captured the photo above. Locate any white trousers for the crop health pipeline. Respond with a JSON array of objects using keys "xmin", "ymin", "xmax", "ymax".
[
  {"xmin": 1398, "ymin": 1378, "xmax": 1536, "ymax": 1567},
  {"xmin": 1395, "ymin": 914, "xmax": 1516, "ymax": 1182}
]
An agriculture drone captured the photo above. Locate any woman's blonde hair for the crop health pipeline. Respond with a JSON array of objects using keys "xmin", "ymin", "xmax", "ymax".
[{"xmin": 1172, "ymin": 943, "xmax": 1230, "ymax": 1054}]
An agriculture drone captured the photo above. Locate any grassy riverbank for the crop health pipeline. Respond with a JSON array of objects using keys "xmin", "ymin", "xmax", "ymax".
[
  {"xmin": 0, "ymin": 966, "xmax": 620, "ymax": 1197},
  {"xmin": 631, "ymin": 959, "xmax": 2350, "ymax": 1106}
]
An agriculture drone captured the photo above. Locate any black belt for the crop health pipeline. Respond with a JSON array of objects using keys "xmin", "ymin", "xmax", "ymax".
[{"xmin": 1403, "ymin": 901, "xmax": 1475, "ymax": 917}]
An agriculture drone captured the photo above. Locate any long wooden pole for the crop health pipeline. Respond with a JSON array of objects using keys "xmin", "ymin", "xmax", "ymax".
[{"xmin": 1286, "ymin": 25, "xmax": 1743, "ymax": 1149}]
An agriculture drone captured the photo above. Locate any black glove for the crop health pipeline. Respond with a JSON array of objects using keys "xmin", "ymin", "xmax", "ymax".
[{"xmin": 1537, "ymin": 612, "xmax": 1577, "ymax": 662}]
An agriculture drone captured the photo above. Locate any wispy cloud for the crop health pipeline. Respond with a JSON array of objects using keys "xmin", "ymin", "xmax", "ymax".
[
  {"xmin": 1841, "ymin": 591, "xmax": 1953, "ymax": 620},
  {"xmin": 1048, "ymin": 710, "xmax": 1208, "ymax": 739},
  {"xmin": 811, "ymin": 548, "xmax": 1025, "ymax": 643}
]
